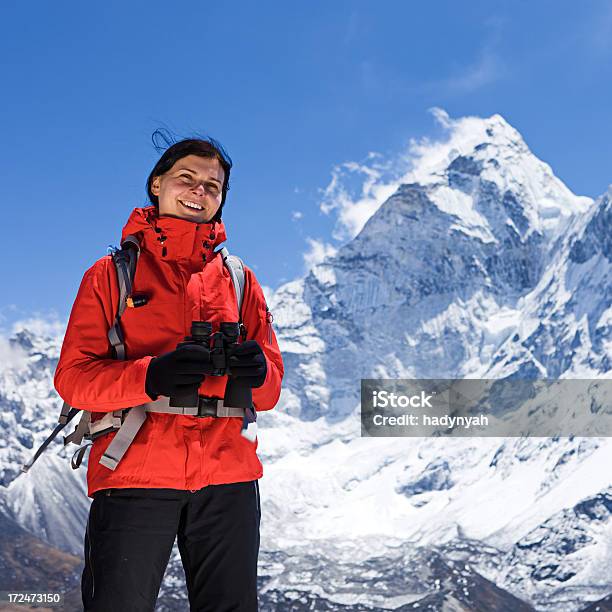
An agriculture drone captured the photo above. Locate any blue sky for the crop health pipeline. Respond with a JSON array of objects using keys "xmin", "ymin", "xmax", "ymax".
[{"xmin": 2, "ymin": 0, "xmax": 612, "ymax": 332}]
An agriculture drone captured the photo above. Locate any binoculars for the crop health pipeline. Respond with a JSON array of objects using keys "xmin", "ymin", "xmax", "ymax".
[{"xmin": 169, "ymin": 321, "xmax": 249, "ymax": 409}]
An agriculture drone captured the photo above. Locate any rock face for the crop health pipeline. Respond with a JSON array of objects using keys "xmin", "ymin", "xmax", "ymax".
[{"xmin": 1, "ymin": 112, "xmax": 610, "ymax": 611}]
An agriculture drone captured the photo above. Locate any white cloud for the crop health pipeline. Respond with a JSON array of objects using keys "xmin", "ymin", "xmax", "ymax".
[
  {"xmin": 428, "ymin": 48, "xmax": 503, "ymax": 95},
  {"xmin": 0, "ymin": 314, "xmax": 66, "ymax": 374},
  {"xmin": 0, "ymin": 336, "xmax": 30, "ymax": 373},
  {"xmin": 291, "ymin": 210, "xmax": 303, "ymax": 221},
  {"xmin": 11, "ymin": 314, "xmax": 66, "ymax": 338},
  {"xmin": 414, "ymin": 15, "xmax": 506, "ymax": 97},
  {"xmin": 260, "ymin": 285, "xmax": 274, "ymax": 304},
  {"xmin": 319, "ymin": 153, "xmax": 404, "ymax": 241},
  {"xmin": 303, "ymin": 238, "xmax": 338, "ymax": 272}
]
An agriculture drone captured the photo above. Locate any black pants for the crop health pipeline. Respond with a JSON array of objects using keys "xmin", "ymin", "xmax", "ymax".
[{"xmin": 82, "ymin": 480, "xmax": 261, "ymax": 611}]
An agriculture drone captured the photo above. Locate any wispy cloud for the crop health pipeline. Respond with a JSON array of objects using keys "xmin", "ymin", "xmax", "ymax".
[
  {"xmin": 303, "ymin": 238, "xmax": 338, "ymax": 272},
  {"xmin": 11, "ymin": 314, "xmax": 66, "ymax": 338},
  {"xmin": 0, "ymin": 313, "xmax": 66, "ymax": 373},
  {"xmin": 0, "ymin": 336, "xmax": 30, "ymax": 374},
  {"xmin": 0, "ymin": 304, "xmax": 66, "ymax": 337},
  {"xmin": 260, "ymin": 285, "xmax": 274, "ymax": 304},
  {"xmin": 319, "ymin": 152, "xmax": 405, "ymax": 241},
  {"xmin": 419, "ymin": 14, "xmax": 507, "ymax": 96},
  {"xmin": 353, "ymin": 13, "xmax": 507, "ymax": 99},
  {"xmin": 436, "ymin": 49, "xmax": 502, "ymax": 94}
]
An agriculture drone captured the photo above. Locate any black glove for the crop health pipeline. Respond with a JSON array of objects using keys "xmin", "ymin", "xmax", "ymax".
[
  {"xmin": 145, "ymin": 344, "xmax": 213, "ymax": 400},
  {"xmin": 227, "ymin": 340, "xmax": 267, "ymax": 388}
]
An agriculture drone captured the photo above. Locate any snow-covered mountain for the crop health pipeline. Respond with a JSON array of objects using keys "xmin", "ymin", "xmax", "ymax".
[
  {"xmin": 1, "ymin": 112, "xmax": 610, "ymax": 611},
  {"xmin": 271, "ymin": 113, "xmax": 599, "ymax": 424}
]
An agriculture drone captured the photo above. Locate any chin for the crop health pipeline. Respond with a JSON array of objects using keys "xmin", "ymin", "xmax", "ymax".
[{"xmin": 159, "ymin": 205, "xmax": 216, "ymax": 223}]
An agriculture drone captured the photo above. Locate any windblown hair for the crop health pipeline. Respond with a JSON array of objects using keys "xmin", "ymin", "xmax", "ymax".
[{"xmin": 146, "ymin": 128, "xmax": 233, "ymax": 222}]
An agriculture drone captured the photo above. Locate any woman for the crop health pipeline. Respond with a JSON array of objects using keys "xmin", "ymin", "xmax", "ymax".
[{"xmin": 54, "ymin": 135, "xmax": 284, "ymax": 611}]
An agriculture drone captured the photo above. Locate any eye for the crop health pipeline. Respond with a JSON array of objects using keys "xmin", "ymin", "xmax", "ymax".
[{"xmin": 207, "ymin": 183, "xmax": 220, "ymax": 194}]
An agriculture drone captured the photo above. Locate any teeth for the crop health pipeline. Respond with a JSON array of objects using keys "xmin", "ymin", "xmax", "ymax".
[{"xmin": 181, "ymin": 201, "xmax": 203, "ymax": 210}]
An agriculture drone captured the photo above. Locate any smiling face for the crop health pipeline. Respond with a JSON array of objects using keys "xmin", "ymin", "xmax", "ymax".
[{"xmin": 150, "ymin": 154, "xmax": 225, "ymax": 223}]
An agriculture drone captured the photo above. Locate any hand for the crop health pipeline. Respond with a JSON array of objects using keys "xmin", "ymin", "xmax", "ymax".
[
  {"xmin": 228, "ymin": 340, "xmax": 267, "ymax": 389},
  {"xmin": 145, "ymin": 344, "xmax": 212, "ymax": 400}
]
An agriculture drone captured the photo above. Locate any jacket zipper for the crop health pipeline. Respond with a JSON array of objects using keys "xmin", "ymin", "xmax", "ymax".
[
  {"xmin": 177, "ymin": 261, "xmax": 190, "ymax": 340},
  {"xmin": 177, "ymin": 260, "xmax": 205, "ymax": 491}
]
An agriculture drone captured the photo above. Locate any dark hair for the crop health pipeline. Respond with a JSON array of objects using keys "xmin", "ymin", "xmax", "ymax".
[{"xmin": 146, "ymin": 129, "xmax": 233, "ymax": 222}]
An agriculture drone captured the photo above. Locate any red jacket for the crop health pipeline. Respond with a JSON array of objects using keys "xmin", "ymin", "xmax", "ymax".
[{"xmin": 54, "ymin": 206, "xmax": 284, "ymax": 498}]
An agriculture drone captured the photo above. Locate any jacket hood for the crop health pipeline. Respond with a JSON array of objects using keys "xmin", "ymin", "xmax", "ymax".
[{"xmin": 121, "ymin": 205, "xmax": 227, "ymax": 266}]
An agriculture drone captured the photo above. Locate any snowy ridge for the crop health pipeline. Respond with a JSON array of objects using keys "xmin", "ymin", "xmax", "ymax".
[{"xmin": 404, "ymin": 112, "xmax": 592, "ymax": 244}]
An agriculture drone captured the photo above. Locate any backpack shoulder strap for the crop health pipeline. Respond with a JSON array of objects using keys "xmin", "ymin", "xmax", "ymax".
[
  {"xmin": 70, "ymin": 236, "xmax": 140, "ymax": 468},
  {"xmin": 218, "ymin": 246, "xmax": 245, "ymax": 322},
  {"xmin": 21, "ymin": 236, "xmax": 142, "ymax": 474},
  {"xmin": 107, "ymin": 235, "xmax": 140, "ymax": 360}
]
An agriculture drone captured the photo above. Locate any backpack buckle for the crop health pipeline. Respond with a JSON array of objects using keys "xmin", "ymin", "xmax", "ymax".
[{"xmin": 196, "ymin": 396, "xmax": 223, "ymax": 418}]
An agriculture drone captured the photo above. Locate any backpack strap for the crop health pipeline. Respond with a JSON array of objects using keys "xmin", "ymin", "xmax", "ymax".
[
  {"xmin": 97, "ymin": 396, "xmax": 249, "ymax": 471},
  {"xmin": 98, "ymin": 404, "xmax": 147, "ymax": 470},
  {"xmin": 20, "ymin": 402, "xmax": 80, "ymax": 473},
  {"xmin": 107, "ymin": 235, "xmax": 140, "ymax": 360},
  {"xmin": 73, "ymin": 236, "xmax": 141, "ymax": 461},
  {"xmin": 218, "ymin": 247, "xmax": 245, "ymax": 322},
  {"xmin": 21, "ymin": 236, "xmax": 142, "ymax": 473},
  {"xmin": 217, "ymin": 247, "xmax": 258, "ymax": 439},
  {"xmin": 64, "ymin": 410, "xmax": 92, "ymax": 446}
]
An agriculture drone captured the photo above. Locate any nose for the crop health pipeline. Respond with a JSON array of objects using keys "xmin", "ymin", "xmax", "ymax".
[{"xmin": 192, "ymin": 183, "xmax": 206, "ymax": 196}]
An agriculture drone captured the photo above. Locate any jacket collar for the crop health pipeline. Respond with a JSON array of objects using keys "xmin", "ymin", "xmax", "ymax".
[{"xmin": 120, "ymin": 205, "xmax": 227, "ymax": 265}]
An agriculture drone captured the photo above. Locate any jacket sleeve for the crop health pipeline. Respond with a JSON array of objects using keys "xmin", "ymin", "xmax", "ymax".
[
  {"xmin": 54, "ymin": 257, "xmax": 155, "ymax": 413},
  {"xmin": 241, "ymin": 266, "xmax": 284, "ymax": 412}
]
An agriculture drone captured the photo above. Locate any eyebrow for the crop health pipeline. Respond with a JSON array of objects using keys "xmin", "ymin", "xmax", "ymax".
[{"xmin": 177, "ymin": 167, "xmax": 222, "ymax": 185}]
